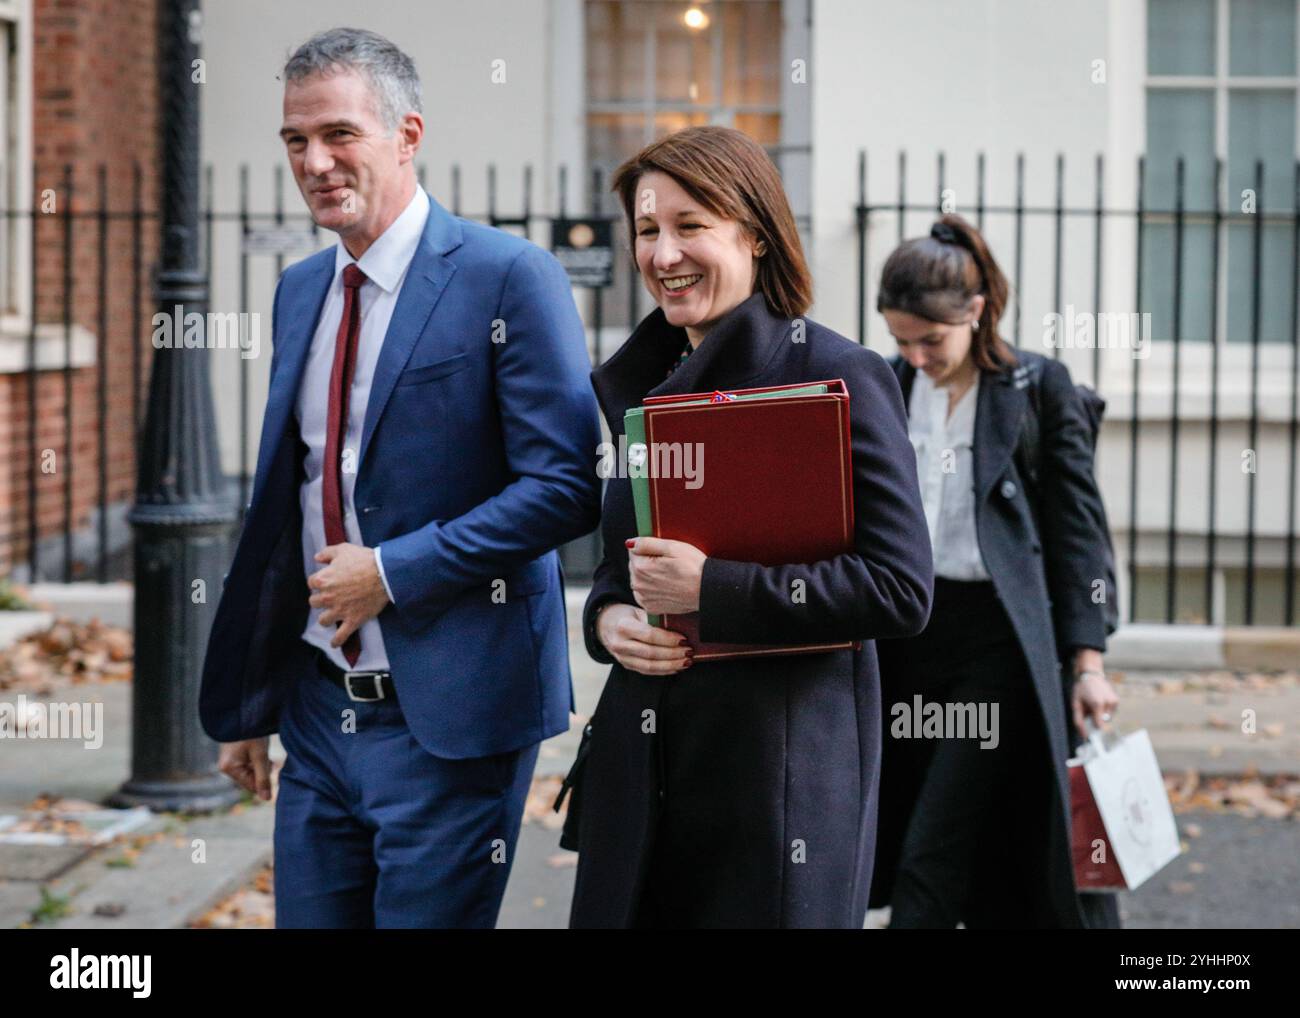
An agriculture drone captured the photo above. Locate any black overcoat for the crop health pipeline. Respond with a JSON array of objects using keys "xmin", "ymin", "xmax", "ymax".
[
  {"xmin": 568, "ymin": 293, "xmax": 934, "ymax": 928},
  {"xmin": 869, "ymin": 352, "xmax": 1116, "ymax": 928}
]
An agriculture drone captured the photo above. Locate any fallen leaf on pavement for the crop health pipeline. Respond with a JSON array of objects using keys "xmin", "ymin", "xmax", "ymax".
[{"xmin": 0, "ymin": 617, "xmax": 133, "ymax": 692}]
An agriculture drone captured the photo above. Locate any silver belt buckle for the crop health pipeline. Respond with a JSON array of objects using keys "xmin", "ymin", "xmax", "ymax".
[{"xmin": 343, "ymin": 670, "xmax": 387, "ymax": 702}]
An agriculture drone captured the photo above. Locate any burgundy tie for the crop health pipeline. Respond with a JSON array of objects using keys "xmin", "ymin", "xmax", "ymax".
[{"xmin": 322, "ymin": 263, "xmax": 367, "ymax": 666}]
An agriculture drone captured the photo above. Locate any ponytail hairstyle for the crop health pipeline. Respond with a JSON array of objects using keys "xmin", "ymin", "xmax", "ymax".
[{"xmin": 876, "ymin": 213, "xmax": 1016, "ymax": 371}]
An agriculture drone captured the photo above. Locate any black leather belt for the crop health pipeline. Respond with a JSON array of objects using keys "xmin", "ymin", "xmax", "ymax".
[{"xmin": 313, "ymin": 647, "xmax": 395, "ymax": 703}]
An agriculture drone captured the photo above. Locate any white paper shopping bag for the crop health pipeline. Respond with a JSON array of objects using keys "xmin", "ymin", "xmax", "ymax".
[{"xmin": 1068, "ymin": 727, "xmax": 1180, "ymax": 891}]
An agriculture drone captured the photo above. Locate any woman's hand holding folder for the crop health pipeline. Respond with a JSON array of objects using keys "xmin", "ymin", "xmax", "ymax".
[
  {"xmin": 595, "ymin": 602, "xmax": 693, "ymax": 676},
  {"xmin": 626, "ymin": 536, "xmax": 707, "ymax": 616}
]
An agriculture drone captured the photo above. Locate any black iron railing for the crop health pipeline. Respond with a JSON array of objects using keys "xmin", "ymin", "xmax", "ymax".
[
  {"xmin": 7, "ymin": 161, "xmax": 632, "ymax": 586},
  {"xmin": 14, "ymin": 154, "xmax": 1298, "ymax": 625},
  {"xmin": 855, "ymin": 150, "xmax": 1300, "ymax": 627}
]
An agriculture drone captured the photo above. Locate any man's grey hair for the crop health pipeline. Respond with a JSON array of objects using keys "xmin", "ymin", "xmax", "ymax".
[{"xmin": 283, "ymin": 27, "xmax": 422, "ymax": 133}]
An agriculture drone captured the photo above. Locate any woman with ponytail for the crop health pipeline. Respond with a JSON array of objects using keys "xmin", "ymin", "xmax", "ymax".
[{"xmin": 869, "ymin": 213, "xmax": 1121, "ymax": 928}]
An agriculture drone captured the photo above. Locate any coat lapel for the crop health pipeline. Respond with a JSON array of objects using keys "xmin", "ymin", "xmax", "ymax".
[
  {"xmin": 589, "ymin": 307, "xmax": 685, "ymax": 427},
  {"xmin": 972, "ymin": 361, "xmax": 1030, "ymax": 501},
  {"xmin": 591, "ymin": 292, "xmax": 790, "ymax": 428},
  {"xmin": 357, "ymin": 192, "xmax": 462, "ymax": 469},
  {"xmin": 888, "ymin": 355, "xmax": 916, "ymax": 409},
  {"xmin": 258, "ymin": 254, "xmax": 332, "ymax": 475},
  {"xmin": 889, "ymin": 352, "xmax": 1027, "ymax": 502},
  {"xmin": 253, "ymin": 190, "xmax": 462, "ymax": 506}
]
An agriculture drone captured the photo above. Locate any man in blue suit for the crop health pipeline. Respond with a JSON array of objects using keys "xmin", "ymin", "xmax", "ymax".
[{"xmin": 199, "ymin": 28, "xmax": 601, "ymax": 928}]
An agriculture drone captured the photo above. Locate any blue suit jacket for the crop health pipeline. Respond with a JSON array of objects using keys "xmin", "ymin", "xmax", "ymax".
[{"xmin": 199, "ymin": 190, "xmax": 602, "ymax": 758}]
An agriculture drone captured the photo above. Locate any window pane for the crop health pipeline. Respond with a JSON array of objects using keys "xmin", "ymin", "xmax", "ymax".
[
  {"xmin": 652, "ymin": 110, "xmax": 711, "ymax": 138},
  {"xmin": 722, "ymin": 1, "xmax": 782, "ymax": 106},
  {"xmin": 655, "ymin": 1, "xmax": 714, "ymax": 104},
  {"xmin": 1230, "ymin": 0, "xmax": 1297, "ymax": 76},
  {"xmin": 1149, "ymin": 0, "xmax": 1216, "ymax": 76},
  {"xmin": 587, "ymin": 112, "xmax": 649, "ymax": 204},
  {"xmin": 1227, "ymin": 222, "xmax": 1293, "ymax": 342},
  {"xmin": 584, "ymin": 0, "xmax": 788, "ymax": 332},
  {"xmin": 733, "ymin": 111, "xmax": 782, "ymax": 147},
  {"xmin": 1141, "ymin": 222, "xmax": 1216, "ymax": 342},
  {"xmin": 587, "ymin": 0, "xmax": 647, "ymax": 103},
  {"xmin": 1146, "ymin": 89, "xmax": 1216, "ymax": 211},
  {"xmin": 1228, "ymin": 89, "xmax": 1296, "ymax": 212}
]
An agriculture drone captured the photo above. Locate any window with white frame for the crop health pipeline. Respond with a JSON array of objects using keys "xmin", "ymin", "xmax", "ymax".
[
  {"xmin": 586, "ymin": 0, "xmax": 785, "ymax": 171},
  {"xmin": 1144, "ymin": 0, "xmax": 1297, "ymax": 345},
  {"xmin": 584, "ymin": 0, "xmax": 805, "ymax": 328}
]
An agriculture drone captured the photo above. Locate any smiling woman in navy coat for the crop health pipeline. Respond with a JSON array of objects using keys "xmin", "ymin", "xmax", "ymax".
[{"xmin": 566, "ymin": 126, "xmax": 933, "ymax": 928}]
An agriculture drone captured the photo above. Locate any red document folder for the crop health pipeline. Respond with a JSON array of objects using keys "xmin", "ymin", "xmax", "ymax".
[{"xmin": 637, "ymin": 379, "xmax": 858, "ymax": 661}]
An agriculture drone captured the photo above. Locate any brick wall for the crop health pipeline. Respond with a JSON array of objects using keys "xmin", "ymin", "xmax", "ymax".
[{"xmin": 3, "ymin": 0, "xmax": 160, "ymax": 577}]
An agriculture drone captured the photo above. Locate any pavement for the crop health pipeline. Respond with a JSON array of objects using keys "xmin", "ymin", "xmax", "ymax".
[{"xmin": 1, "ymin": 589, "xmax": 1297, "ymax": 929}]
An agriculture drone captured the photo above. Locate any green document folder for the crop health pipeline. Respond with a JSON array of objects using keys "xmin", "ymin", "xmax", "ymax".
[{"xmin": 623, "ymin": 383, "xmax": 829, "ymax": 626}]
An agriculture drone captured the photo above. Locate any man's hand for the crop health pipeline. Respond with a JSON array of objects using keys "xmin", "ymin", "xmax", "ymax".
[
  {"xmin": 309, "ymin": 543, "xmax": 391, "ymax": 649},
  {"xmin": 219, "ymin": 737, "xmax": 272, "ymax": 801},
  {"xmin": 627, "ymin": 537, "xmax": 706, "ymax": 616}
]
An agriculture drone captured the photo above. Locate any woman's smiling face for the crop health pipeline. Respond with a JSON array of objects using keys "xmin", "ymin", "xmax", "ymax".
[{"xmin": 632, "ymin": 170, "xmax": 763, "ymax": 343}]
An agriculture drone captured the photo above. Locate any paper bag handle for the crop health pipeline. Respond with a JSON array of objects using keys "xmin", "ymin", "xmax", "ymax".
[{"xmin": 1084, "ymin": 716, "xmax": 1109, "ymax": 758}]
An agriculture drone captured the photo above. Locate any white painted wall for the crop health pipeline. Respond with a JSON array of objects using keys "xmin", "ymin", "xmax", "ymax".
[
  {"xmin": 809, "ymin": 0, "xmax": 1123, "ymax": 351},
  {"xmin": 809, "ymin": 0, "xmax": 1299, "ymax": 599}
]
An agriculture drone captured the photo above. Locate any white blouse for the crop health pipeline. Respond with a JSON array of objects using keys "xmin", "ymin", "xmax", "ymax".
[{"xmin": 907, "ymin": 371, "xmax": 991, "ymax": 581}]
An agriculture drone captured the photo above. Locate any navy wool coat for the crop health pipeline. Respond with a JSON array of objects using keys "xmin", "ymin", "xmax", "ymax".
[{"xmin": 568, "ymin": 292, "xmax": 933, "ymax": 928}]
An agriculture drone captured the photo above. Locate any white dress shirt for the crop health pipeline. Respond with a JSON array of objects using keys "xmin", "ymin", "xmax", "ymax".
[
  {"xmin": 907, "ymin": 370, "xmax": 991, "ymax": 581},
  {"xmin": 295, "ymin": 185, "xmax": 430, "ymax": 671}
]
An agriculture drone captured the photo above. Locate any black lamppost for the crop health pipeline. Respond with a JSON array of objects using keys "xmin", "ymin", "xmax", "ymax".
[{"xmin": 109, "ymin": 0, "xmax": 239, "ymax": 811}]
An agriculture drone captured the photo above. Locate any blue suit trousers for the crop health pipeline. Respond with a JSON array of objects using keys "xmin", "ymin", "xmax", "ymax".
[{"xmin": 273, "ymin": 650, "xmax": 539, "ymax": 928}]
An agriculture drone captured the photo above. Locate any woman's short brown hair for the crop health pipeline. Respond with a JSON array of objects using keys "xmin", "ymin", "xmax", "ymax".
[{"xmin": 610, "ymin": 125, "xmax": 812, "ymax": 320}]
